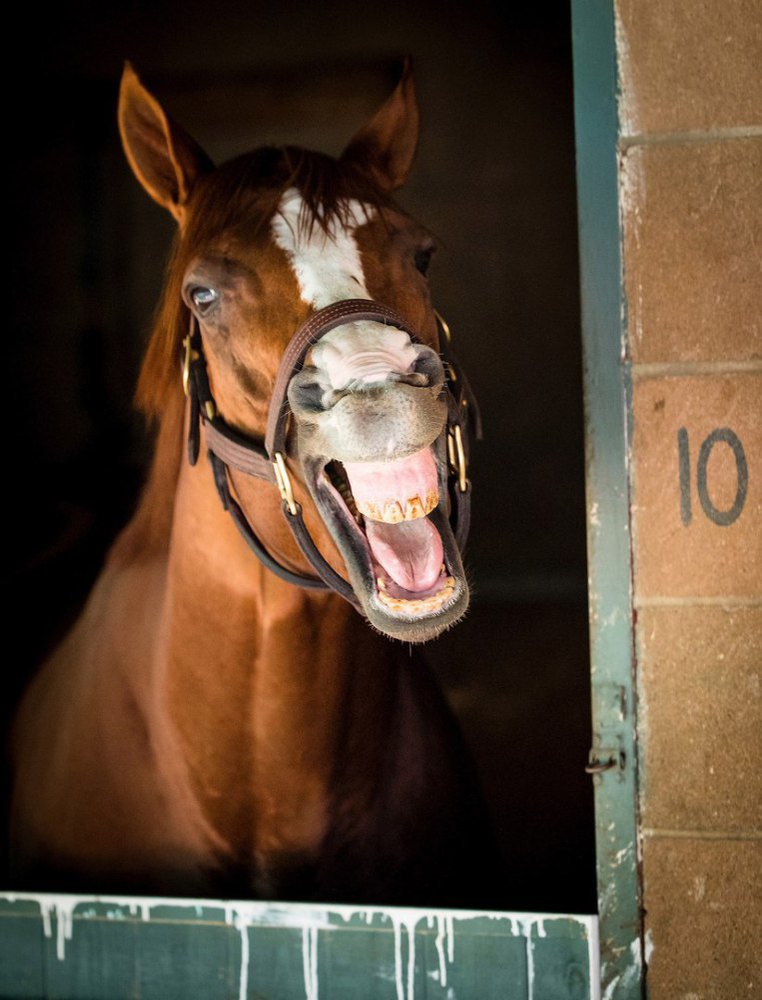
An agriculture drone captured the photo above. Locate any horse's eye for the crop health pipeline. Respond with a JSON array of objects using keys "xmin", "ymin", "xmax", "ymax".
[
  {"xmin": 414, "ymin": 246, "xmax": 435, "ymax": 276},
  {"xmin": 190, "ymin": 286, "xmax": 219, "ymax": 313}
]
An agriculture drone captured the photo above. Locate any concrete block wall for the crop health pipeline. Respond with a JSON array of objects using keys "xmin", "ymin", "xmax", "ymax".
[{"xmin": 615, "ymin": 1, "xmax": 762, "ymax": 995}]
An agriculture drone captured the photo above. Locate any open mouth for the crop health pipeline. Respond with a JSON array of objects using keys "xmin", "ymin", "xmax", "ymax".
[{"xmin": 305, "ymin": 442, "xmax": 467, "ymax": 635}]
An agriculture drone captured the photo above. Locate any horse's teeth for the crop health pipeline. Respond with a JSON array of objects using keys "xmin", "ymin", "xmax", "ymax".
[
  {"xmin": 376, "ymin": 578, "xmax": 456, "ymax": 614},
  {"xmin": 335, "ymin": 479, "xmax": 360, "ymax": 517},
  {"xmin": 422, "ymin": 491, "xmax": 439, "ymax": 515},
  {"xmin": 406, "ymin": 496, "xmax": 425, "ymax": 520},
  {"xmin": 387, "ymin": 501, "xmax": 405, "ymax": 523},
  {"xmin": 357, "ymin": 491, "xmax": 438, "ymax": 523}
]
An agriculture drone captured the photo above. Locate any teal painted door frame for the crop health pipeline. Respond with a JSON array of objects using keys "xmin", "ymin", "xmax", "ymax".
[{"xmin": 571, "ymin": 1, "xmax": 644, "ymax": 996}]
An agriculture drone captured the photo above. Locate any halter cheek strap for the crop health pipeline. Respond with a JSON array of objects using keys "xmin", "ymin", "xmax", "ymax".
[{"xmin": 183, "ymin": 299, "xmax": 480, "ymax": 611}]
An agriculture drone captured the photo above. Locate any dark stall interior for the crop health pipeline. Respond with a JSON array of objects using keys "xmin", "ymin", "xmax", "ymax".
[{"xmin": 6, "ymin": 0, "xmax": 596, "ymax": 913}]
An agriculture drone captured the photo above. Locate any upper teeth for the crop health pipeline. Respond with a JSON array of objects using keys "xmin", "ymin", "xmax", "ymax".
[{"xmin": 356, "ymin": 491, "xmax": 438, "ymax": 523}]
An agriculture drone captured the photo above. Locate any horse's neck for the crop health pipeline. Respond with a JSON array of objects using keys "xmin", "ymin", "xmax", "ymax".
[{"xmin": 159, "ymin": 456, "xmax": 395, "ymax": 872}]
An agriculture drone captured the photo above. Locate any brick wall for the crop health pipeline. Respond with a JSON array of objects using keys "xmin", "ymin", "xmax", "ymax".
[{"xmin": 615, "ymin": 1, "xmax": 762, "ymax": 995}]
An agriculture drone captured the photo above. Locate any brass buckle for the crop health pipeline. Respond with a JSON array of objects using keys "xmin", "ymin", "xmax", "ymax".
[
  {"xmin": 182, "ymin": 335, "xmax": 199, "ymax": 397},
  {"xmin": 273, "ymin": 452, "xmax": 298, "ymax": 516},
  {"xmin": 447, "ymin": 424, "xmax": 468, "ymax": 493}
]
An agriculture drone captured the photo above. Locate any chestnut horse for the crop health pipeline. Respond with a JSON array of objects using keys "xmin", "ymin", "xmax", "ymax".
[{"xmin": 11, "ymin": 63, "xmax": 490, "ymax": 904}]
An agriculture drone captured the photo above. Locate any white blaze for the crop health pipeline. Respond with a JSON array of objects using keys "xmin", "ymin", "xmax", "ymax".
[{"xmin": 271, "ymin": 188, "xmax": 417, "ymax": 391}]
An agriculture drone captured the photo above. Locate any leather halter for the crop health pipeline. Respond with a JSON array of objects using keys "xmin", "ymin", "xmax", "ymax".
[{"xmin": 183, "ymin": 298, "xmax": 481, "ymax": 612}]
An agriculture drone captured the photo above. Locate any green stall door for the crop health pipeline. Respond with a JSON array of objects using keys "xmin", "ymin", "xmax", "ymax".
[{"xmin": 0, "ymin": 893, "xmax": 598, "ymax": 999}]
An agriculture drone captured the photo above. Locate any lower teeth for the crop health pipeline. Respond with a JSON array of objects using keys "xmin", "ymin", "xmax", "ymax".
[{"xmin": 376, "ymin": 576, "xmax": 456, "ymax": 610}]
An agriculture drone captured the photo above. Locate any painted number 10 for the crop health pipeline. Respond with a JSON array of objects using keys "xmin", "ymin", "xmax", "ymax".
[{"xmin": 678, "ymin": 427, "xmax": 748, "ymax": 527}]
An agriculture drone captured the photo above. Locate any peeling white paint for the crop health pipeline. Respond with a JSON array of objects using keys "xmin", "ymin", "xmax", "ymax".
[
  {"xmin": 387, "ymin": 909, "xmax": 422, "ymax": 1000},
  {"xmin": 380, "ymin": 907, "xmax": 502, "ymax": 1000},
  {"xmin": 434, "ymin": 914, "xmax": 455, "ymax": 988},
  {"xmin": 629, "ymin": 937, "xmax": 643, "ymax": 969},
  {"xmin": 302, "ymin": 926, "xmax": 319, "ymax": 1000},
  {"xmin": 44, "ymin": 895, "xmax": 74, "ymax": 960},
  {"xmin": 603, "ymin": 938, "xmax": 642, "ymax": 1000},
  {"xmin": 618, "ymin": 147, "xmax": 647, "ymax": 345},
  {"xmin": 644, "ymin": 928, "xmax": 654, "ymax": 965},
  {"xmin": 602, "ymin": 972, "xmax": 619, "ymax": 1000},
  {"xmin": 3, "ymin": 892, "xmax": 599, "ymax": 1000},
  {"xmin": 507, "ymin": 916, "xmax": 551, "ymax": 998},
  {"xmin": 588, "ymin": 915, "xmax": 601, "ymax": 1000},
  {"xmin": 614, "ymin": 841, "xmax": 634, "ymax": 866},
  {"xmin": 225, "ymin": 909, "xmax": 251, "ymax": 1000}
]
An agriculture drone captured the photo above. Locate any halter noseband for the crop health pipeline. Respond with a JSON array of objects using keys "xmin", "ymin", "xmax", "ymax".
[{"xmin": 183, "ymin": 298, "xmax": 481, "ymax": 613}]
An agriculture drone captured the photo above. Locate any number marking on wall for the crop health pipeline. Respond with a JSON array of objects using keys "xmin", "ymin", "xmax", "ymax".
[{"xmin": 678, "ymin": 427, "xmax": 749, "ymax": 527}]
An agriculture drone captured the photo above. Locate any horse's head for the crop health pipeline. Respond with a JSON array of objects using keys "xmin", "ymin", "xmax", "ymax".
[{"xmin": 118, "ymin": 62, "xmax": 473, "ymax": 642}]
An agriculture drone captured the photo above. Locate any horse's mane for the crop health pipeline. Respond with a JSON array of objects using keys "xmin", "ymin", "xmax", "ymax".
[{"xmin": 109, "ymin": 146, "xmax": 386, "ymax": 567}]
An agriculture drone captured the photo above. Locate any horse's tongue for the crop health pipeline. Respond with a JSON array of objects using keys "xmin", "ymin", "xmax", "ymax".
[{"xmin": 365, "ymin": 518, "xmax": 443, "ymax": 593}]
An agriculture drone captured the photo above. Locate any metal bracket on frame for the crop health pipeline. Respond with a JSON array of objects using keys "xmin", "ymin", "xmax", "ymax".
[{"xmin": 585, "ymin": 745, "xmax": 626, "ymax": 776}]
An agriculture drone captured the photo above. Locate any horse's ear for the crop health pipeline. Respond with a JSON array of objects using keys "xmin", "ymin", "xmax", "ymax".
[
  {"xmin": 118, "ymin": 62, "xmax": 212, "ymax": 224},
  {"xmin": 340, "ymin": 57, "xmax": 419, "ymax": 193}
]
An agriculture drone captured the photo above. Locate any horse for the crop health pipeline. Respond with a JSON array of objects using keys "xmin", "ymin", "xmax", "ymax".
[{"xmin": 10, "ymin": 61, "xmax": 491, "ymax": 906}]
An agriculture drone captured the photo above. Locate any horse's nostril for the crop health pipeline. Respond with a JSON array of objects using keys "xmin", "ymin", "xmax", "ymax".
[
  {"xmin": 412, "ymin": 345, "xmax": 446, "ymax": 387},
  {"xmin": 289, "ymin": 375, "xmax": 329, "ymax": 415}
]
